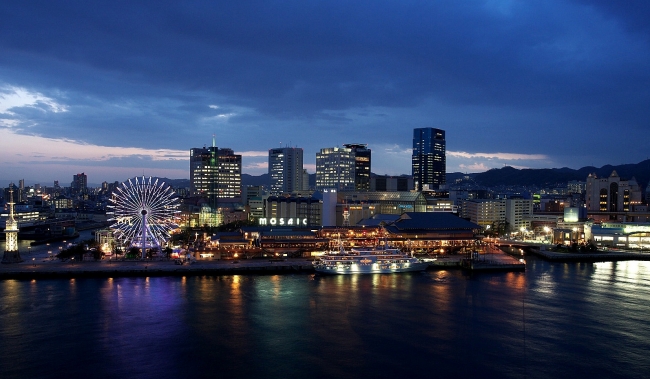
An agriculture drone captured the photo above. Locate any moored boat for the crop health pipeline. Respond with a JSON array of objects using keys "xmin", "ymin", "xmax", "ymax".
[{"xmin": 313, "ymin": 244, "xmax": 428, "ymax": 274}]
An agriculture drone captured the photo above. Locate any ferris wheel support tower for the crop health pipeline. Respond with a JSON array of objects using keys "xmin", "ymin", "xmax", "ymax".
[{"xmin": 139, "ymin": 208, "xmax": 159, "ymax": 259}]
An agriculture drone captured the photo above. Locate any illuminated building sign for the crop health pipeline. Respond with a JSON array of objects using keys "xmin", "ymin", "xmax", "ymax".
[
  {"xmin": 564, "ymin": 207, "xmax": 579, "ymax": 223},
  {"xmin": 259, "ymin": 218, "xmax": 308, "ymax": 226}
]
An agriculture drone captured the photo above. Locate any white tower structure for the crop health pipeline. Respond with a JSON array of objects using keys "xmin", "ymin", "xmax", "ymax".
[{"xmin": 2, "ymin": 185, "xmax": 23, "ymax": 263}]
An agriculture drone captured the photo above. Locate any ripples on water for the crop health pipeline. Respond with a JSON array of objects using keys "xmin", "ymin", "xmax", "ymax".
[{"xmin": 1, "ymin": 258, "xmax": 649, "ymax": 379}]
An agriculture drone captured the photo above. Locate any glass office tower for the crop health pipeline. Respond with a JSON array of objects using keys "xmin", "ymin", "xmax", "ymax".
[{"xmin": 412, "ymin": 128, "xmax": 446, "ymax": 191}]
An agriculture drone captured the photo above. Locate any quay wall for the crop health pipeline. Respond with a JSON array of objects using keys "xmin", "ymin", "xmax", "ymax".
[
  {"xmin": 528, "ymin": 247, "xmax": 650, "ymax": 262},
  {"xmin": 0, "ymin": 260, "xmax": 316, "ymax": 280}
]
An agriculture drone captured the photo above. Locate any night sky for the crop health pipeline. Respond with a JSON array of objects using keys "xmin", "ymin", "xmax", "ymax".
[{"xmin": 1, "ymin": 1, "xmax": 649, "ymax": 185}]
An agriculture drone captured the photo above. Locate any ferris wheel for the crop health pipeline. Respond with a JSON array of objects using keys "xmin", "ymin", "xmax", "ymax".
[{"xmin": 107, "ymin": 176, "xmax": 180, "ymax": 258}]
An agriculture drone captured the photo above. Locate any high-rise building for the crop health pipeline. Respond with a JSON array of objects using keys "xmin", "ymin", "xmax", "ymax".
[
  {"xmin": 15, "ymin": 179, "xmax": 25, "ymax": 202},
  {"xmin": 343, "ymin": 143, "xmax": 371, "ymax": 191},
  {"xmin": 301, "ymin": 169, "xmax": 310, "ymax": 191},
  {"xmin": 316, "ymin": 147, "xmax": 355, "ymax": 191},
  {"xmin": 412, "ymin": 128, "xmax": 446, "ymax": 191},
  {"xmin": 72, "ymin": 173, "xmax": 88, "ymax": 196},
  {"xmin": 190, "ymin": 139, "xmax": 242, "ymax": 205},
  {"xmin": 190, "ymin": 145, "xmax": 218, "ymax": 201},
  {"xmin": 216, "ymin": 148, "xmax": 242, "ymax": 198},
  {"xmin": 268, "ymin": 147, "xmax": 304, "ymax": 195}
]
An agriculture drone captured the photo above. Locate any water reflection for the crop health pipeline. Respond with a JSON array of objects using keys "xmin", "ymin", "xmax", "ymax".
[{"xmin": 1, "ymin": 260, "xmax": 650, "ymax": 379}]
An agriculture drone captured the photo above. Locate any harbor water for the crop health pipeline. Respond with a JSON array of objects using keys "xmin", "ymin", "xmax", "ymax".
[{"xmin": 1, "ymin": 256, "xmax": 649, "ymax": 379}]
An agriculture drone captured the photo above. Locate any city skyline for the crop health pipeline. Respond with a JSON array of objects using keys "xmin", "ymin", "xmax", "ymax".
[{"xmin": 1, "ymin": 2, "xmax": 649, "ymax": 185}]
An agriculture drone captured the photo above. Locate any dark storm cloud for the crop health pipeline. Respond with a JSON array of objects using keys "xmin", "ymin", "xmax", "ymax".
[{"xmin": 1, "ymin": 0, "xmax": 649, "ymax": 176}]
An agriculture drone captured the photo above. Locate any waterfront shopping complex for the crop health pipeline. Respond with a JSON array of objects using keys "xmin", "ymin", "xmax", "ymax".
[{"xmin": 191, "ymin": 212, "xmax": 482, "ymax": 260}]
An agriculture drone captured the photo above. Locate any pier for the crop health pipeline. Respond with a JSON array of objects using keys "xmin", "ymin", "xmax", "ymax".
[
  {"xmin": 460, "ymin": 244, "xmax": 526, "ymax": 272},
  {"xmin": 426, "ymin": 245, "xmax": 526, "ymax": 272}
]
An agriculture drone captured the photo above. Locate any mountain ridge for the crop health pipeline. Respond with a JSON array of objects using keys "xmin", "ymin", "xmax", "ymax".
[
  {"xmin": 469, "ymin": 159, "xmax": 650, "ymax": 187},
  {"xmin": 78, "ymin": 159, "xmax": 650, "ymax": 189}
]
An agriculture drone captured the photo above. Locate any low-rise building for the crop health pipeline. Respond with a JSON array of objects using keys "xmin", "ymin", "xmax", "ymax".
[
  {"xmin": 584, "ymin": 221, "xmax": 650, "ymax": 249},
  {"xmin": 263, "ymin": 195, "xmax": 322, "ymax": 226}
]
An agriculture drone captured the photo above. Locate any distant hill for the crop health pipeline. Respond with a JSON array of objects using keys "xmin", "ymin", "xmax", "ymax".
[
  {"xmin": 471, "ymin": 160, "xmax": 650, "ymax": 187},
  {"xmin": 154, "ymin": 159, "xmax": 650, "ymax": 190},
  {"xmin": 242, "ymin": 173, "xmax": 271, "ymax": 187},
  {"xmin": 162, "ymin": 178, "xmax": 191, "ymax": 188}
]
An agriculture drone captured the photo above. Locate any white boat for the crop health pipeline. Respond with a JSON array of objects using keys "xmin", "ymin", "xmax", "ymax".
[{"xmin": 313, "ymin": 244, "xmax": 429, "ymax": 275}]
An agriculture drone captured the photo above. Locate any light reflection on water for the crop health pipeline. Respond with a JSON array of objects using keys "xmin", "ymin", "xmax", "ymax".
[{"xmin": 0, "ymin": 258, "xmax": 649, "ymax": 379}]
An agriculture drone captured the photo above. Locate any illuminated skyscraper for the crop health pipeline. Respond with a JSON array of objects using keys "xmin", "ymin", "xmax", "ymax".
[
  {"xmin": 190, "ymin": 145, "xmax": 218, "ymax": 200},
  {"xmin": 18, "ymin": 179, "xmax": 24, "ymax": 201},
  {"xmin": 269, "ymin": 147, "xmax": 304, "ymax": 195},
  {"xmin": 412, "ymin": 128, "xmax": 446, "ymax": 191},
  {"xmin": 215, "ymin": 148, "xmax": 242, "ymax": 198},
  {"xmin": 343, "ymin": 143, "xmax": 371, "ymax": 191},
  {"xmin": 190, "ymin": 138, "xmax": 242, "ymax": 205},
  {"xmin": 316, "ymin": 147, "xmax": 355, "ymax": 191}
]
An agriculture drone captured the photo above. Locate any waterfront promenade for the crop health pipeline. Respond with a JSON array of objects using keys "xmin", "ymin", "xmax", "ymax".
[
  {"xmin": 0, "ymin": 257, "xmax": 318, "ymax": 279},
  {"xmin": 1, "ymin": 247, "xmax": 529, "ymax": 279},
  {"xmin": 529, "ymin": 246, "xmax": 650, "ymax": 262},
  {"xmin": 497, "ymin": 239, "xmax": 650, "ymax": 262},
  {"xmin": 0, "ymin": 243, "xmax": 331, "ymax": 279},
  {"xmin": 7, "ymin": 241, "xmax": 650, "ymax": 279}
]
